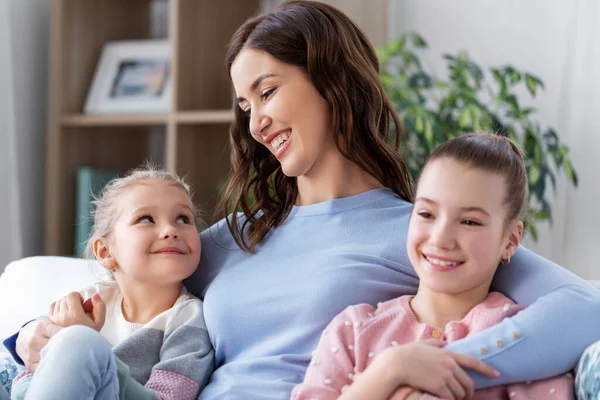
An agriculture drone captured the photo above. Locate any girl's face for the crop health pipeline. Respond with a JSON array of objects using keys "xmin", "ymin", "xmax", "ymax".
[
  {"xmin": 407, "ymin": 158, "xmax": 522, "ymax": 298},
  {"xmin": 230, "ymin": 49, "xmax": 338, "ymax": 178},
  {"xmin": 98, "ymin": 181, "xmax": 201, "ymax": 288}
]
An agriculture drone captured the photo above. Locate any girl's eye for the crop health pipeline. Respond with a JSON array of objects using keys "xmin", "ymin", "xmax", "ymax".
[
  {"xmin": 177, "ymin": 215, "xmax": 191, "ymax": 224},
  {"xmin": 137, "ymin": 215, "xmax": 154, "ymax": 223},
  {"xmin": 462, "ymin": 219, "xmax": 482, "ymax": 226},
  {"xmin": 417, "ymin": 211, "xmax": 433, "ymax": 219}
]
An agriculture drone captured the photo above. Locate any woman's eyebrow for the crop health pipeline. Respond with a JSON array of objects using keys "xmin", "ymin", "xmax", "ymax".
[{"xmin": 236, "ymin": 73, "xmax": 277, "ymax": 103}]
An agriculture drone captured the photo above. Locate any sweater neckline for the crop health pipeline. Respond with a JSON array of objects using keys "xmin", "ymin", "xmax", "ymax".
[{"xmin": 289, "ymin": 188, "xmax": 399, "ymax": 217}]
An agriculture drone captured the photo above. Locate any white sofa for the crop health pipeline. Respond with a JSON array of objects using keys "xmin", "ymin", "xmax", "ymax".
[
  {"xmin": 1, "ymin": 256, "xmax": 599, "ymax": 348},
  {"xmin": 0, "ymin": 256, "xmax": 109, "ymax": 340}
]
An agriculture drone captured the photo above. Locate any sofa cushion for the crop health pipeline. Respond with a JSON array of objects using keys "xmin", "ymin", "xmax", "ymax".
[{"xmin": 0, "ymin": 256, "xmax": 104, "ymax": 340}]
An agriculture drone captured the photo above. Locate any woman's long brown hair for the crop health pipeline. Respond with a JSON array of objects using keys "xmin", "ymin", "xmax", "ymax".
[{"xmin": 221, "ymin": 0, "xmax": 413, "ymax": 252}]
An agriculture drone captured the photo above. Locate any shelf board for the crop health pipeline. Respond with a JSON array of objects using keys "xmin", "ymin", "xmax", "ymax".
[
  {"xmin": 62, "ymin": 113, "xmax": 168, "ymax": 127},
  {"xmin": 175, "ymin": 110, "xmax": 234, "ymax": 124},
  {"xmin": 61, "ymin": 110, "xmax": 235, "ymax": 127}
]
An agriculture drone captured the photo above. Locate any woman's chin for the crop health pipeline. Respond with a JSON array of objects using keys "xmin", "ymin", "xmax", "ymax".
[{"xmin": 279, "ymin": 160, "xmax": 304, "ymax": 178}]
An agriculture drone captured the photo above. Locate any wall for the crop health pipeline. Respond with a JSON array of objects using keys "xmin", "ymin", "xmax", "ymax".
[
  {"xmin": 0, "ymin": 0, "xmax": 49, "ymax": 273},
  {"xmin": 389, "ymin": 0, "xmax": 600, "ymax": 279},
  {"xmin": 0, "ymin": 0, "xmax": 22, "ymax": 273}
]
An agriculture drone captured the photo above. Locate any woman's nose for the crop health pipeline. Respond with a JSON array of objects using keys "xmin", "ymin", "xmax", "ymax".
[{"xmin": 249, "ymin": 110, "xmax": 271, "ymax": 138}]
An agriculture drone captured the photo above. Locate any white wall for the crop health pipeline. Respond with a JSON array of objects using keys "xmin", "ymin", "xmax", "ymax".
[
  {"xmin": 0, "ymin": 0, "xmax": 22, "ymax": 273},
  {"xmin": 0, "ymin": 0, "xmax": 49, "ymax": 273},
  {"xmin": 389, "ymin": 0, "xmax": 600, "ymax": 279}
]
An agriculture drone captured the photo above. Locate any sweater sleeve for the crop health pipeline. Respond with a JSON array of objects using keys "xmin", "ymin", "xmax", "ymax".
[
  {"xmin": 115, "ymin": 357, "xmax": 158, "ymax": 400},
  {"xmin": 292, "ymin": 305, "xmax": 365, "ymax": 400},
  {"xmin": 143, "ymin": 298, "xmax": 214, "ymax": 400},
  {"xmin": 445, "ymin": 245, "xmax": 600, "ymax": 389}
]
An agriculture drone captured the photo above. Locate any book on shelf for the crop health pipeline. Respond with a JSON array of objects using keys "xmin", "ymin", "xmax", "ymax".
[{"xmin": 74, "ymin": 166, "xmax": 120, "ymax": 257}]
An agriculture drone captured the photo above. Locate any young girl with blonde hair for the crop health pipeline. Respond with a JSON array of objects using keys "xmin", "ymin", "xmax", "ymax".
[{"xmin": 11, "ymin": 166, "xmax": 214, "ymax": 400}]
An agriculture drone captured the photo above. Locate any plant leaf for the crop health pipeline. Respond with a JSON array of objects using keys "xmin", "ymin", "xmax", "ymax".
[{"xmin": 458, "ymin": 107, "xmax": 471, "ymax": 128}]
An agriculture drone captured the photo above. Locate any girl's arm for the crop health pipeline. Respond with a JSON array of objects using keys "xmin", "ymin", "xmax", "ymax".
[
  {"xmin": 292, "ymin": 304, "xmax": 496, "ymax": 400},
  {"xmin": 445, "ymin": 245, "xmax": 600, "ymax": 388},
  {"xmin": 147, "ymin": 298, "xmax": 214, "ymax": 399},
  {"xmin": 116, "ymin": 298, "xmax": 214, "ymax": 400}
]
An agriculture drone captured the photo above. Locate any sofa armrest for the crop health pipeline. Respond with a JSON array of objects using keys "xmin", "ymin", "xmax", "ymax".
[{"xmin": 0, "ymin": 256, "xmax": 103, "ymax": 340}]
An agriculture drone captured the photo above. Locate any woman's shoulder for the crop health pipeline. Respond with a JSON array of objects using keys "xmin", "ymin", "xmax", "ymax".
[{"xmin": 200, "ymin": 213, "xmax": 246, "ymax": 251}]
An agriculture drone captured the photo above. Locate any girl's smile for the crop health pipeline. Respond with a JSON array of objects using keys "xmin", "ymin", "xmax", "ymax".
[{"xmin": 422, "ymin": 253, "xmax": 465, "ymax": 271}]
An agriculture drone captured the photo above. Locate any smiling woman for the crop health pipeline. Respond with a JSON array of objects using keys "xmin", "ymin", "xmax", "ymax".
[{"xmin": 231, "ymin": 49, "xmax": 335, "ymax": 179}]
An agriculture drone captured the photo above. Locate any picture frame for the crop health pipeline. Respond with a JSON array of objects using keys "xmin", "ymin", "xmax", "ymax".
[{"xmin": 84, "ymin": 40, "xmax": 171, "ymax": 114}]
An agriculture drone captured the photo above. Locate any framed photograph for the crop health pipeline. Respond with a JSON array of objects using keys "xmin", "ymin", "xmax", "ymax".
[{"xmin": 84, "ymin": 40, "xmax": 171, "ymax": 114}]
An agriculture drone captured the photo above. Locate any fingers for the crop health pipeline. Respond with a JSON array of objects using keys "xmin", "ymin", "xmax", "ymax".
[
  {"xmin": 58, "ymin": 297, "xmax": 69, "ymax": 318},
  {"xmin": 43, "ymin": 320, "xmax": 63, "ymax": 337},
  {"xmin": 91, "ymin": 293, "xmax": 106, "ymax": 329},
  {"xmin": 17, "ymin": 319, "xmax": 48, "ymax": 372},
  {"xmin": 421, "ymin": 339, "xmax": 446, "ymax": 348},
  {"xmin": 452, "ymin": 364, "xmax": 475, "ymax": 399},
  {"xmin": 451, "ymin": 352, "xmax": 499, "ymax": 379},
  {"xmin": 82, "ymin": 298, "xmax": 94, "ymax": 313},
  {"xmin": 446, "ymin": 370, "xmax": 467, "ymax": 400},
  {"xmin": 435, "ymin": 386, "xmax": 455, "ymax": 400},
  {"xmin": 49, "ymin": 301, "xmax": 56, "ymax": 320},
  {"xmin": 388, "ymin": 387, "xmax": 418, "ymax": 400},
  {"xmin": 66, "ymin": 292, "xmax": 85, "ymax": 314}
]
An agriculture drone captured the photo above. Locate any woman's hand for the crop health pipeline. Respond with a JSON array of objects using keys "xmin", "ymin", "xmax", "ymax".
[
  {"xmin": 377, "ymin": 341, "xmax": 499, "ymax": 400},
  {"xmin": 15, "ymin": 318, "xmax": 62, "ymax": 372},
  {"xmin": 49, "ymin": 291, "xmax": 106, "ymax": 332}
]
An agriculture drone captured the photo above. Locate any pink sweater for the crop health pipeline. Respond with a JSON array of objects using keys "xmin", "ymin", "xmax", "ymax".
[{"xmin": 292, "ymin": 292, "xmax": 574, "ymax": 399}]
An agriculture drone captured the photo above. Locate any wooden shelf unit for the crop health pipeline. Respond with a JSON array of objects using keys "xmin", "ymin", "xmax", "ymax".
[{"xmin": 45, "ymin": 0, "xmax": 260, "ymax": 255}]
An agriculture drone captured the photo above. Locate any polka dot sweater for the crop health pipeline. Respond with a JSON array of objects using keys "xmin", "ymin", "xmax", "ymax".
[{"xmin": 292, "ymin": 292, "xmax": 574, "ymax": 399}]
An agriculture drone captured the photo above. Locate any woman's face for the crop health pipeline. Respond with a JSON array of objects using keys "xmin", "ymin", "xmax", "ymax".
[
  {"xmin": 230, "ymin": 49, "xmax": 338, "ymax": 178},
  {"xmin": 407, "ymin": 158, "xmax": 522, "ymax": 298}
]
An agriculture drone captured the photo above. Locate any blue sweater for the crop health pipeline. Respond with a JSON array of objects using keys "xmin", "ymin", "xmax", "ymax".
[{"xmin": 188, "ymin": 188, "xmax": 600, "ymax": 400}]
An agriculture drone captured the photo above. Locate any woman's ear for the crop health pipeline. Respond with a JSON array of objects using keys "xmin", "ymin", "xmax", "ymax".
[
  {"xmin": 502, "ymin": 220, "xmax": 524, "ymax": 263},
  {"xmin": 93, "ymin": 237, "xmax": 115, "ymax": 271}
]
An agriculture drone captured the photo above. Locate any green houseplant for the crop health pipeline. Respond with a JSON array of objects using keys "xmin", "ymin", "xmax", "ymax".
[{"xmin": 377, "ymin": 33, "xmax": 578, "ymax": 239}]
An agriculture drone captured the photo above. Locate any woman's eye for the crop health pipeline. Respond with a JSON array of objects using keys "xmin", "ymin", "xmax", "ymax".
[
  {"xmin": 417, "ymin": 211, "xmax": 433, "ymax": 219},
  {"xmin": 137, "ymin": 215, "xmax": 154, "ymax": 223},
  {"xmin": 261, "ymin": 88, "xmax": 275, "ymax": 100}
]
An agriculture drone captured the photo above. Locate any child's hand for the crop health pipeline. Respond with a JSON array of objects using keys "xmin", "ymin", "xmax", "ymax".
[
  {"xmin": 369, "ymin": 340, "xmax": 498, "ymax": 400},
  {"xmin": 388, "ymin": 386, "xmax": 423, "ymax": 400},
  {"xmin": 49, "ymin": 291, "xmax": 106, "ymax": 331}
]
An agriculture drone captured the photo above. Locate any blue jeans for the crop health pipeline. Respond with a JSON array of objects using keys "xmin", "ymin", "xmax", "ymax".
[
  {"xmin": 0, "ymin": 352, "xmax": 19, "ymax": 398},
  {"xmin": 576, "ymin": 339, "xmax": 600, "ymax": 400},
  {"xmin": 23, "ymin": 325, "xmax": 119, "ymax": 400}
]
